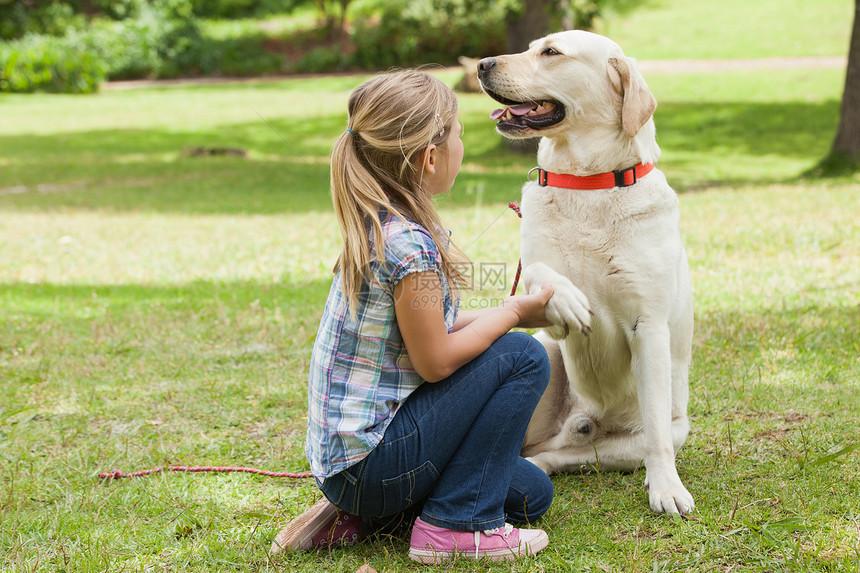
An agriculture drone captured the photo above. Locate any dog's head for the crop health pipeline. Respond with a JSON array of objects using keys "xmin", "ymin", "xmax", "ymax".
[{"xmin": 478, "ymin": 30, "xmax": 656, "ymax": 141}]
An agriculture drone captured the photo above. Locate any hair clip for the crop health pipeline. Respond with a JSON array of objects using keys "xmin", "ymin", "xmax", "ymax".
[{"xmin": 434, "ymin": 113, "xmax": 445, "ymax": 138}]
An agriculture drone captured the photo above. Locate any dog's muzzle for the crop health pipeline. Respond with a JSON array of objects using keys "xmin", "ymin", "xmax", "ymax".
[{"xmin": 478, "ymin": 58, "xmax": 566, "ymax": 134}]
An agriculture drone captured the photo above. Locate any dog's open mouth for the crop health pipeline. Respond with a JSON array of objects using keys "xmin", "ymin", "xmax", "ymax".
[{"xmin": 484, "ymin": 88, "xmax": 565, "ymax": 132}]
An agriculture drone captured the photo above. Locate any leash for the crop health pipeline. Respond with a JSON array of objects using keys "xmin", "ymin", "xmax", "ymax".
[
  {"xmin": 99, "ymin": 466, "xmax": 312, "ymax": 480},
  {"xmin": 102, "ymin": 198, "xmax": 532, "ymax": 483},
  {"xmin": 508, "ymin": 201, "xmax": 522, "ymax": 296}
]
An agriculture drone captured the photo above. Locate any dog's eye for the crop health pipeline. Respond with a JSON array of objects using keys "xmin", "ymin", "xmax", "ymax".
[{"xmin": 542, "ymin": 47, "xmax": 560, "ymax": 56}]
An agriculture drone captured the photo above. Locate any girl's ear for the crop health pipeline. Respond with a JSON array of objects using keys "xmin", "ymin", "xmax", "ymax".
[{"xmin": 422, "ymin": 144, "xmax": 437, "ymax": 175}]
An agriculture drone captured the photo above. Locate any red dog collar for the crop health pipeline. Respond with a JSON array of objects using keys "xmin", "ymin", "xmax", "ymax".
[{"xmin": 532, "ymin": 163, "xmax": 655, "ymax": 190}]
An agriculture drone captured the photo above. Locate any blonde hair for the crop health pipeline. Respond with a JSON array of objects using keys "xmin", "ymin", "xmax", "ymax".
[{"xmin": 331, "ymin": 70, "xmax": 468, "ymax": 309}]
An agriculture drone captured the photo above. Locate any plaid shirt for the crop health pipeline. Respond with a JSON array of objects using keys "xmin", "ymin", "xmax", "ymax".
[{"xmin": 306, "ymin": 214, "xmax": 458, "ymax": 479}]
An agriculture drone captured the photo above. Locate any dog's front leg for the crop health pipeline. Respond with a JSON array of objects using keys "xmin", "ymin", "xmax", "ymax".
[
  {"xmin": 630, "ymin": 319, "xmax": 695, "ymax": 516},
  {"xmin": 522, "ymin": 262, "xmax": 592, "ymax": 339}
]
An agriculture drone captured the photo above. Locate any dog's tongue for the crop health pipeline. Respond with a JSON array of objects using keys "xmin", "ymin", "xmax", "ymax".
[{"xmin": 489, "ymin": 103, "xmax": 535, "ymax": 120}]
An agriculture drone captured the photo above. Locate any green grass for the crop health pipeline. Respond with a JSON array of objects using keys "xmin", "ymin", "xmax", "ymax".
[
  {"xmin": 606, "ymin": 0, "xmax": 853, "ymax": 60},
  {"xmin": 2, "ymin": 184, "xmax": 858, "ymax": 572},
  {"xmin": 0, "ymin": 66, "xmax": 850, "ymax": 213},
  {"xmin": 201, "ymin": 6, "xmax": 321, "ymax": 41},
  {"xmin": 2, "ymin": 1, "xmax": 860, "ymax": 569}
]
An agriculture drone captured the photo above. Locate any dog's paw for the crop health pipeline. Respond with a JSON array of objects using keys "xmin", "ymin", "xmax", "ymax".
[
  {"xmin": 542, "ymin": 281, "xmax": 592, "ymax": 337},
  {"xmin": 644, "ymin": 474, "xmax": 695, "ymax": 516},
  {"xmin": 522, "ymin": 261, "xmax": 591, "ymax": 336},
  {"xmin": 525, "ymin": 454, "xmax": 555, "ymax": 476}
]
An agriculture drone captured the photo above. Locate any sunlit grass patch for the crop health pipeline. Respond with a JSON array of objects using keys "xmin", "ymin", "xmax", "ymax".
[{"xmin": 1, "ymin": 36, "xmax": 859, "ymax": 570}]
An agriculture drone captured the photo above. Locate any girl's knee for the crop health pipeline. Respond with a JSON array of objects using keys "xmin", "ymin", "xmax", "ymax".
[
  {"xmin": 500, "ymin": 331, "xmax": 548, "ymax": 361},
  {"xmin": 506, "ymin": 468, "xmax": 554, "ymax": 524},
  {"xmin": 505, "ymin": 457, "xmax": 555, "ymax": 523},
  {"xmin": 500, "ymin": 331, "xmax": 551, "ymax": 387},
  {"xmin": 526, "ymin": 474, "xmax": 554, "ymax": 522}
]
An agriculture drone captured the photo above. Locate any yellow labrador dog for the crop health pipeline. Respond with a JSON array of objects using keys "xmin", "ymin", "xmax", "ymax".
[{"xmin": 478, "ymin": 30, "xmax": 695, "ymax": 516}]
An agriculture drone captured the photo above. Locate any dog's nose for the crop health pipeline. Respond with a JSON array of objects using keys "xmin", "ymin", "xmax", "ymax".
[{"xmin": 477, "ymin": 58, "xmax": 496, "ymax": 75}]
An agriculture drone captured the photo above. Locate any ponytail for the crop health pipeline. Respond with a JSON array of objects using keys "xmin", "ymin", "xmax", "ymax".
[{"xmin": 330, "ymin": 71, "xmax": 469, "ymax": 312}]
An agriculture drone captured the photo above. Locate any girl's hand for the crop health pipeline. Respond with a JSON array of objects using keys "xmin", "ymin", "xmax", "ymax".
[
  {"xmin": 503, "ymin": 281, "xmax": 554, "ymax": 328},
  {"xmin": 395, "ymin": 275, "xmax": 553, "ymax": 382}
]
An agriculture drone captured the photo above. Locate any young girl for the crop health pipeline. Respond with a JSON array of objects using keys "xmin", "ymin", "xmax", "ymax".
[{"xmin": 272, "ymin": 69, "xmax": 555, "ymax": 564}]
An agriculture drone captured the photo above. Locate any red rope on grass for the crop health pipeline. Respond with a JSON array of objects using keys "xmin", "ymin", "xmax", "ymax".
[
  {"xmin": 99, "ymin": 466, "xmax": 312, "ymax": 480},
  {"xmin": 508, "ymin": 201, "xmax": 523, "ymax": 296},
  {"xmin": 104, "ymin": 202, "xmax": 528, "ymax": 483}
]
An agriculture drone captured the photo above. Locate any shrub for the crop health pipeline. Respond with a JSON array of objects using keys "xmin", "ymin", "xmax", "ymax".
[
  {"xmin": 198, "ymin": 36, "xmax": 283, "ymax": 76},
  {"xmin": 80, "ymin": 2, "xmax": 204, "ymax": 80},
  {"xmin": 0, "ymin": 0, "xmax": 211, "ymax": 92},
  {"xmin": 0, "ymin": 34, "xmax": 105, "ymax": 94},
  {"xmin": 0, "ymin": 1, "xmax": 86, "ymax": 40},
  {"xmin": 79, "ymin": 20, "xmax": 161, "ymax": 80},
  {"xmin": 190, "ymin": 0, "xmax": 304, "ymax": 19},
  {"xmin": 295, "ymin": 46, "xmax": 348, "ymax": 74},
  {"xmin": 349, "ymin": 0, "xmax": 507, "ymax": 69},
  {"xmin": 88, "ymin": 0, "xmax": 146, "ymax": 20}
]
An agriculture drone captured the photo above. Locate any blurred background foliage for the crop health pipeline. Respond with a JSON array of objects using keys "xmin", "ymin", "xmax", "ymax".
[{"xmin": 0, "ymin": 0, "xmax": 640, "ymax": 93}]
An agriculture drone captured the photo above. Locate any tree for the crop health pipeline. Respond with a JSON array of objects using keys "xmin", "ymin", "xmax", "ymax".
[
  {"xmin": 313, "ymin": 0, "xmax": 353, "ymax": 41},
  {"xmin": 504, "ymin": 0, "xmax": 645, "ymax": 54},
  {"xmin": 505, "ymin": 0, "xmax": 551, "ymax": 53},
  {"xmin": 819, "ymin": 0, "xmax": 860, "ymax": 173}
]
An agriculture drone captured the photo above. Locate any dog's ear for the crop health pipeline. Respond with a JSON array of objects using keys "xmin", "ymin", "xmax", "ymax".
[{"xmin": 608, "ymin": 56, "xmax": 657, "ymax": 138}]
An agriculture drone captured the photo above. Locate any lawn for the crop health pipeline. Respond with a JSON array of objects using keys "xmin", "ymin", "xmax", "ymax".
[
  {"xmin": 605, "ymin": 0, "xmax": 853, "ymax": 60},
  {"xmin": 2, "ymin": 1, "xmax": 859, "ymax": 571}
]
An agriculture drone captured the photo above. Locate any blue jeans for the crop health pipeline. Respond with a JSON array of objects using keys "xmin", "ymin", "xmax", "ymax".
[{"xmin": 318, "ymin": 331, "xmax": 553, "ymax": 533}]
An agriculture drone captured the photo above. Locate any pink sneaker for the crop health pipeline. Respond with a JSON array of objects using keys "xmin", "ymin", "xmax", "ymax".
[
  {"xmin": 270, "ymin": 498, "xmax": 365, "ymax": 554},
  {"xmin": 408, "ymin": 517, "xmax": 548, "ymax": 564}
]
